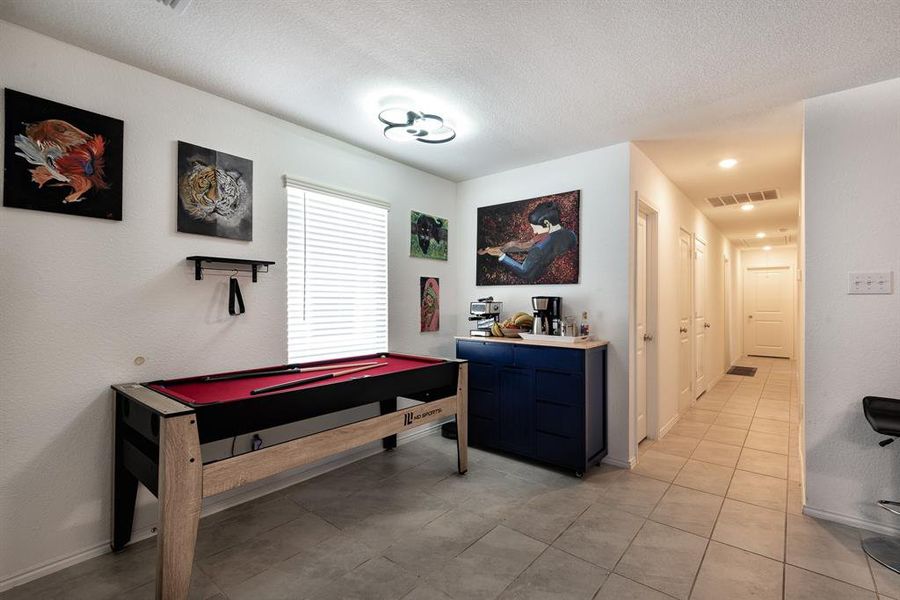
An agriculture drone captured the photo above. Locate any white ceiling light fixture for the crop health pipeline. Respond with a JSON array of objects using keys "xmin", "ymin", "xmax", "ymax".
[
  {"xmin": 718, "ymin": 158, "xmax": 738, "ymax": 169},
  {"xmin": 756, "ymin": 232, "xmax": 766, "ymax": 238},
  {"xmin": 740, "ymin": 204, "xmax": 754, "ymax": 212},
  {"xmin": 378, "ymin": 109, "xmax": 456, "ymax": 144}
]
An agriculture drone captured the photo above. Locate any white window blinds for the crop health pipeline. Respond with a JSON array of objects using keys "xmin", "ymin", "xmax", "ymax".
[{"xmin": 286, "ymin": 180, "xmax": 389, "ymax": 363}]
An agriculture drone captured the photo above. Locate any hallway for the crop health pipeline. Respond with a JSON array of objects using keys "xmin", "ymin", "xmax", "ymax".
[{"xmin": 634, "ymin": 356, "xmax": 898, "ymax": 599}]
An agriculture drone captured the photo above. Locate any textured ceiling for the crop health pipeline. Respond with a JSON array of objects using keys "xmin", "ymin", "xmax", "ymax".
[
  {"xmin": 1, "ymin": 0, "xmax": 898, "ymax": 183},
  {"xmin": 637, "ymin": 104, "xmax": 803, "ymax": 242}
]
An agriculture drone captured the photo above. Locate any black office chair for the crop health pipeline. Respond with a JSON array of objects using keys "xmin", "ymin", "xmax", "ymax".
[{"xmin": 861, "ymin": 396, "xmax": 900, "ymax": 574}]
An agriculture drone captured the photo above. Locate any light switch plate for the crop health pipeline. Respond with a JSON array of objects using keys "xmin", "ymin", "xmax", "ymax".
[{"xmin": 848, "ymin": 271, "xmax": 893, "ymax": 294}]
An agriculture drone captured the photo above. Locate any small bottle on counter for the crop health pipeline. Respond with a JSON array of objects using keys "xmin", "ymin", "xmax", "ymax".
[{"xmin": 580, "ymin": 312, "xmax": 590, "ymax": 337}]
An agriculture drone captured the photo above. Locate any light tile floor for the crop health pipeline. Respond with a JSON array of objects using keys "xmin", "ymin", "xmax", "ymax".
[{"xmin": 3, "ymin": 357, "xmax": 899, "ymax": 599}]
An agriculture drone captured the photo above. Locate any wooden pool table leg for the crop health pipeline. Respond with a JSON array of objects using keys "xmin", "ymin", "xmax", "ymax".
[
  {"xmin": 156, "ymin": 413, "xmax": 202, "ymax": 600},
  {"xmin": 380, "ymin": 398, "xmax": 398, "ymax": 450},
  {"xmin": 456, "ymin": 362, "xmax": 468, "ymax": 474}
]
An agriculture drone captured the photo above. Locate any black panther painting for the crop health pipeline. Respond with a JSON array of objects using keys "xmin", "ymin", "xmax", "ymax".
[{"xmin": 409, "ymin": 210, "xmax": 448, "ymax": 260}]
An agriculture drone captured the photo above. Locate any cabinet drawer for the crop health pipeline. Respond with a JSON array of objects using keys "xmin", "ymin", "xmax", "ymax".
[
  {"xmin": 535, "ymin": 400, "xmax": 581, "ymax": 438},
  {"xmin": 533, "ymin": 431, "xmax": 581, "ymax": 470},
  {"xmin": 515, "ymin": 346, "xmax": 583, "ymax": 373},
  {"xmin": 468, "ymin": 362, "xmax": 496, "ymax": 391},
  {"xmin": 469, "ymin": 415, "xmax": 499, "ymax": 446},
  {"xmin": 469, "ymin": 388, "xmax": 498, "ymax": 420},
  {"xmin": 535, "ymin": 370, "xmax": 584, "ymax": 406},
  {"xmin": 457, "ymin": 340, "xmax": 514, "ymax": 366}
]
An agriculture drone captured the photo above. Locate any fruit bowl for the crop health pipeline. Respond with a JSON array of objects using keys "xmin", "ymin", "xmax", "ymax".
[{"xmin": 500, "ymin": 327, "xmax": 523, "ymax": 338}]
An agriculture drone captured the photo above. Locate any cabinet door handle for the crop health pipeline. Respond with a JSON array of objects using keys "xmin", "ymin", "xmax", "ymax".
[
  {"xmin": 704, "ymin": 322, "xmax": 711, "ymax": 329},
  {"xmin": 643, "ymin": 333, "xmax": 654, "ymax": 342},
  {"xmin": 679, "ymin": 327, "xmax": 688, "ymax": 333}
]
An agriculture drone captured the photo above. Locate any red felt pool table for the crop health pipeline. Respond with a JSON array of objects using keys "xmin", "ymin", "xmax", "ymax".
[{"xmin": 111, "ymin": 353, "xmax": 468, "ymax": 600}]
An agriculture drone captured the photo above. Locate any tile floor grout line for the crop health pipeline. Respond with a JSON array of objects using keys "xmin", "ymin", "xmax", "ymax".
[
  {"xmin": 597, "ymin": 471, "xmax": 677, "ymax": 598},
  {"xmin": 790, "ymin": 561, "xmax": 888, "ymax": 597},
  {"xmin": 541, "ymin": 496, "xmax": 596, "ymax": 548},
  {"xmin": 493, "ymin": 544, "xmax": 557, "ymax": 600},
  {"xmin": 591, "ymin": 571, "xmax": 682, "ymax": 600},
  {"xmin": 686, "ymin": 537, "xmax": 713, "ymax": 599}
]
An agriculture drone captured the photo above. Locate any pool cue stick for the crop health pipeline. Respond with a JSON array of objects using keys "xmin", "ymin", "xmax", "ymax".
[
  {"xmin": 299, "ymin": 361, "xmax": 380, "ymax": 373},
  {"xmin": 204, "ymin": 361, "xmax": 380, "ymax": 382},
  {"xmin": 250, "ymin": 363, "xmax": 386, "ymax": 395}
]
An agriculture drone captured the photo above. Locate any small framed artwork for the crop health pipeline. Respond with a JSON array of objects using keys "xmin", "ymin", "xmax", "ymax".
[
  {"xmin": 410, "ymin": 210, "xmax": 448, "ymax": 260},
  {"xmin": 476, "ymin": 190, "xmax": 580, "ymax": 285},
  {"xmin": 420, "ymin": 277, "xmax": 440, "ymax": 332},
  {"xmin": 3, "ymin": 89, "xmax": 124, "ymax": 220},
  {"xmin": 177, "ymin": 141, "xmax": 252, "ymax": 241}
]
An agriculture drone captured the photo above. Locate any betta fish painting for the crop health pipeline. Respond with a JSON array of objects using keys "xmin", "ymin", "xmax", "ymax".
[
  {"xmin": 177, "ymin": 141, "xmax": 252, "ymax": 241},
  {"xmin": 420, "ymin": 277, "xmax": 440, "ymax": 332},
  {"xmin": 476, "ymin": 190, "xmax": 580, "ymax": 286},
  {"xmin": 410, "ymin": 210, "xmax": 448, "ymax": 260},
  {"xmin": 3, "ymin": 89, "xmax": 124, "ymax": 220}
]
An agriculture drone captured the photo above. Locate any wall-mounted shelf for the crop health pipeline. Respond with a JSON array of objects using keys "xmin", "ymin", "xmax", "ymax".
[{"xmin": 186, "ymin": 256, "xmax": 275, "ymax": 282}]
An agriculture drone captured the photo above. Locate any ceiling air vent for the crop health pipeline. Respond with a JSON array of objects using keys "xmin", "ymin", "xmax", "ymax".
[
  {"xmin": 706, "ymin": 189, "xmax": 779, "ymax": 209},
  {"xmin": 738, "ymin": 233, "xmax": 794, "ymax": 248}
]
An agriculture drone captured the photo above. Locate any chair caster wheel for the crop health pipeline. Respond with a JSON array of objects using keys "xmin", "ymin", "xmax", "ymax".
[{"xmin": 575, "ymin": 471, "xmax": 584, "ymax": 479}]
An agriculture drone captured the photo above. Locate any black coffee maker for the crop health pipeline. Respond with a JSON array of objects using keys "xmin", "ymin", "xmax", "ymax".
[{"xmin": 531, "ymin": 296, "xmax": 562, "ymax": 335}]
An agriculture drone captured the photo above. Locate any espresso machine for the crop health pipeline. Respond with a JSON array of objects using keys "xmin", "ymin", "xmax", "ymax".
[
  {"xmin": 531, "ymin": 296, "xmax": 562, "ymax": 335},
  {"xmin": 468, "ymin": 297, "xmax": 503, "ymax": 336}
]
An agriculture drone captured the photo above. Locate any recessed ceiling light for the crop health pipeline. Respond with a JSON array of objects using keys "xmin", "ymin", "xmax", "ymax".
[
  {"xmin": 740, "ymin": 204, "xmax": 754, "ymax": 212},
  {"xmin": 763, "ymin": 245, "xmax": 772, "ymax": 251},
  {"xmin": 378, "ymin": 109, "xmax": 456, "ymax": 144},
  {"xmin": 719, "ymin": 158, "xmax": 738, "ymax": 169},
  {"xmin": 756, "ymin": 232, "xmax": 766, "ymax": 239}
]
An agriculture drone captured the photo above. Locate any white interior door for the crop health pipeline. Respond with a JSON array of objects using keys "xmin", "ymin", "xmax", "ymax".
[
  {"xmin": 744, "ymin": 267, "xmax": 794, "ymax": 358},
  {"xmin": 693, "ymin": 236, "xmax": 707, "ymax": 397},
  {"xmin": 678, "ymin": 230, "xmax": 693, "ymax": 413},
  {"xmin": 636, "ymin": 212, "xmax": 648, "ymax": 442}
]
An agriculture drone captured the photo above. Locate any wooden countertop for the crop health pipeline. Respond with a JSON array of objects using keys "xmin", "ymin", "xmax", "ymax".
[{"xmin": 455, "ymin": 335, "xmax": 608, "ymax": 350}]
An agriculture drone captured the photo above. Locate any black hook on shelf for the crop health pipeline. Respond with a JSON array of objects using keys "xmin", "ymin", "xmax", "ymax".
[{"xmin": 186, "ymin": 256, "xmax": 274, "ymax": 315}]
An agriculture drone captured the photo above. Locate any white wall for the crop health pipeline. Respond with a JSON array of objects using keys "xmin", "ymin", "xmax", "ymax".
[
  {"xmin": 455, "ymin": 144, "xmax": 632, "ymax": 465},
  {"xmin": 629, "ymin": 146, "xmax": 734, "ymax": 445},
  {"xmin": 804, "ymin": 77, "xmax": 900, "ymax": 534},
  {"xmin": 0, "ymin": 21, "xmax": 459, "ymax": 585}
]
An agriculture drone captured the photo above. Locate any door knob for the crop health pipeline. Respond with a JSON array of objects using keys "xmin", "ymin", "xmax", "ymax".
[
  {"xmin": 748, "ymin": 315, "xmax": 753, "ymax": 319},
  {"xmin": 704, "ymin": 322, "xmax": 711, "ymax": 328},
  {"xmin": 643, "ymin": 333, "xmax": 654, "ymax": 341},
  {"xmin": 679, "ymin": 327, "xmax": 688, "ymax": 333}
]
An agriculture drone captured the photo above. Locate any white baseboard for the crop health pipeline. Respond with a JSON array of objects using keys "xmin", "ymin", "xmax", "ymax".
[
  {"xmin": 802, "ymin": 505, "xmax": 900, "ymax": 537},
  {"xmin": 0, "ymin": 421, "xmax": 446, "ymax": 593},
  {"xmin": 658, "ymin": 413, "xmax": 681, "ymax": 439},
  {"xmin": 602, "ymin": 455, "xmax": 637, "ymax": 469}
]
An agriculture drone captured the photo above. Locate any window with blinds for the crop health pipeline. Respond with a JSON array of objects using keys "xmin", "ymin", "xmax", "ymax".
[{"xmin": 286, "ymin": 181, "xmax": 389, "ymax": 363}]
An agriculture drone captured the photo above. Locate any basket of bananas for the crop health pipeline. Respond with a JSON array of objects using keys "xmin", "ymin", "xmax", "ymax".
[{"xmin": 490, "ymin": 312, "xmax": 534, "ymax": 338}]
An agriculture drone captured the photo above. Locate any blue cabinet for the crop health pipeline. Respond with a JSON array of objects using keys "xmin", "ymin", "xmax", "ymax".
[{"xmin": 456, "ymin": 338, "xmax": 607, "ymax": 475}]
